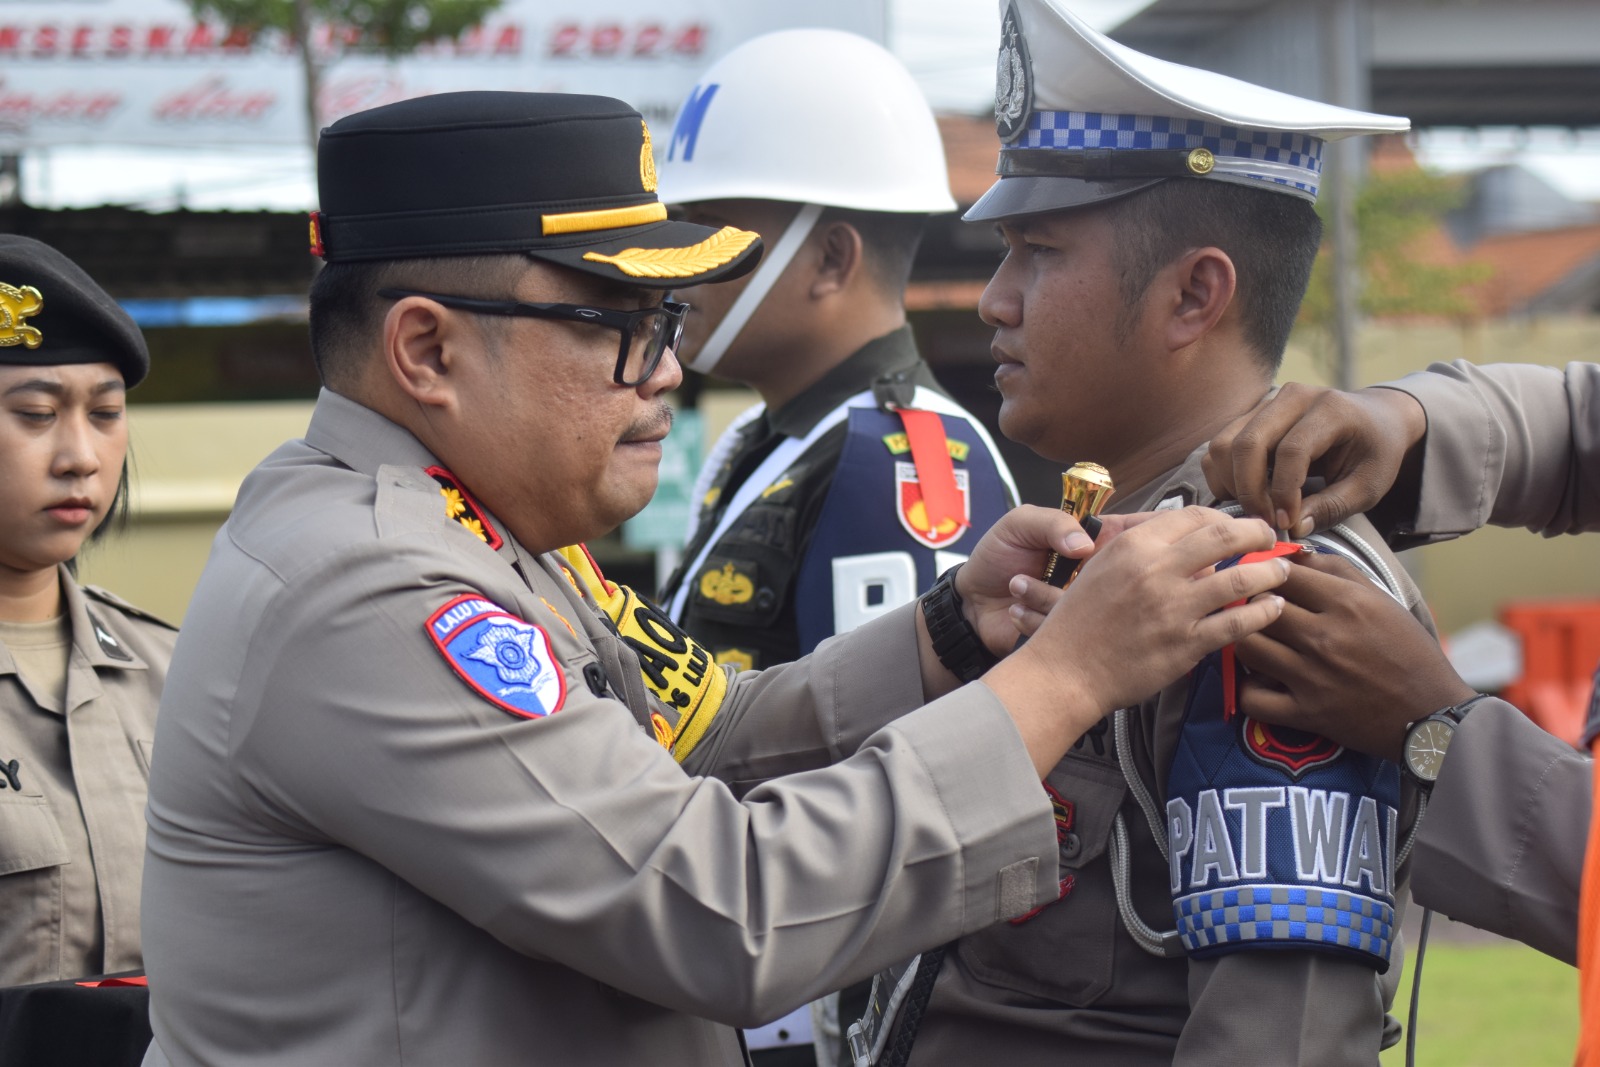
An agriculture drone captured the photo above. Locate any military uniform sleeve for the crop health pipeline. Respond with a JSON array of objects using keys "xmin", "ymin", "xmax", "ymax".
[
  {"xmin": 228, "ymin": 537, "xmax": 1059, "ymax": 1025},
  {"xmin": 1411, "ymin": 698, "xmax": 1588, "ymax": 964},
  {"xmin": 1382, "ymin": 360, "xmax": 1600, "ymax": 542}
]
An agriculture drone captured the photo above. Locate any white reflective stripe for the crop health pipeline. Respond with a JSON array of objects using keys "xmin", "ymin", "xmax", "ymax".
[
  {"xmin": 686, "ymin": 203, "xmax": 823, "ymax": 374},
  {"xmin": 1209, "ymin": 154, "xmax": 1320, "ymax": 190},
  {"xmin": 684, "ymin": 400, "xmax": 764, "ymax": 539},
  {"xmin": 831, "ymin": 551, "xmax": 918, "ymax": 635},
  {"xmin": 667, "ymin": 389, "xmax": 875, "ymax": 621}
]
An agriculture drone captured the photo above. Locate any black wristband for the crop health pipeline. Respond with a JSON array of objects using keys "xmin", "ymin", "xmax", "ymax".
[{"xmin": 920, "ymin": 565, "xmax": 999, "ymax": 684}]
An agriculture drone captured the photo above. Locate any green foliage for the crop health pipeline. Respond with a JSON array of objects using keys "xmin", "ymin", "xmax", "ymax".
[
  {"xmin": 186, "ymin": 0, "xmax": 503, "ymax": 57},
  {"xmin": 1380, "ymin": 939, "xmax": 1577, "ymax": 1067},
  {"xmin": 1301, "ymin": 167, "xmax": 1492, "ymax": 328}
]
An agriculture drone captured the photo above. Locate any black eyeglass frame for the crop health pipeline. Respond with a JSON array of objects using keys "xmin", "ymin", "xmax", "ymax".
[{"xmin": 377, "ymin": 288, "xmax": 689, "ymax": 387}]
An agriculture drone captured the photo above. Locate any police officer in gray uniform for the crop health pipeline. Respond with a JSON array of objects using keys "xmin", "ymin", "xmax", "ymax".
[
  {"xmin": 137, "ymin": 91, "xmax": 1292, "ymax": 1066},
  {"xmin": 0, "ymin": 236, "xmax": 176, "ymax": 987},
  {"xmin": 1205, "ymin": 359, "xmax": 1600, "ymax": 963}
]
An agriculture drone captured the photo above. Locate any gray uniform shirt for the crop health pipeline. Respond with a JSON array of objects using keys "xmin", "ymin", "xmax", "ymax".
[
  {"xmin": 140, "ymin": 390, "xmax": 1060, "ymax": 1067},
  {"xmin": 1383, "ymin": 359, "xmax": 1599, "ymax": 962},
  {"xmin": 0, "ymin": 569, "xmax": 173, "ymax": 985},
  {"xmin": 905, "ymin": 442, "xmax": 1428, "ymax": 1066}
]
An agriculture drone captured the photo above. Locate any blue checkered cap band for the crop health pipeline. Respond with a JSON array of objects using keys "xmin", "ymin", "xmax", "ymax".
[
  {"xmin": 1174, "ymin": 884, "xmax": 1395, "ymax": 965},
  {"xmin": 1013, "ymin": 111, "xmax": 1326, "ymax": 199}
]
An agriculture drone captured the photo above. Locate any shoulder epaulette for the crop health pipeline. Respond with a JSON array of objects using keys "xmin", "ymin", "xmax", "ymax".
[{"xmin": 82, "ymin": 585, "xmax": 179, "ymax": 632}]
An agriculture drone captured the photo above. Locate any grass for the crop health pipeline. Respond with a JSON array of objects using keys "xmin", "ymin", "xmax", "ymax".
[{"xmin": 1381, "ymin": 938, "xmax": 1578, "ymax": 1067}]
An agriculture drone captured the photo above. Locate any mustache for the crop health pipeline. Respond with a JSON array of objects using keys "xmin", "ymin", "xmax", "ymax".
[{"xmin": 623, "ymin": 402, "xmax": 674, "ymax": 441}]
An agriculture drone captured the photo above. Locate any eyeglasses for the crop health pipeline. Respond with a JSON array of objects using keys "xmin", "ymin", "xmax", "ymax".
[{"xmin": 377, "ymin": 288, "xmax": 689, "ymax": 387}]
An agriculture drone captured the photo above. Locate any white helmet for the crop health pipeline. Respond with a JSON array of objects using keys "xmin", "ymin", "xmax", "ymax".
[
  {"xmin": 659, "ymin": 29, "xmax": 954, "ymax": 372},
  {"xmin": 656, "ymin": 28, "xmax": 956, "ymax": 213}
]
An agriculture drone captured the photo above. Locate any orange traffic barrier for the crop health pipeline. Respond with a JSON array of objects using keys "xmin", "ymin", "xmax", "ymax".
[{"xmin": 1498, "ymin": 600, "xmax": 1600, "ymax": 747}]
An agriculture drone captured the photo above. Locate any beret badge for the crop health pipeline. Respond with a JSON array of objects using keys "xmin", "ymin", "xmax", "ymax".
[{"xmin": 0, "ymin": 282, "xmax": 44, "ymax": 350}]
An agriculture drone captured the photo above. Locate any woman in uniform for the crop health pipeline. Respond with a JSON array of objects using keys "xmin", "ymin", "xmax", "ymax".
[{"xmin": 0, "ymin": 234, "xmax": 176, "ymax": 986}]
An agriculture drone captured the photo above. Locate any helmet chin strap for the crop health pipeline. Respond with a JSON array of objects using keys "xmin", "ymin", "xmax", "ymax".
[{"xmin": 685, "ymin": 202, "xmax": 823, "ymax": 375}]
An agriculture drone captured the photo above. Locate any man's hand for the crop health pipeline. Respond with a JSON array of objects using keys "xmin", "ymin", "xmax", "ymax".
[
  {"xmin": 1231, "ymin": 553, "xmax": 1476, "ymax": 761},
  {"xmin": 984, "ymin": 508, "xmax": 1289, "ymax": 776},
  {"xmin": 1202, "ymin": 383, "xmax": 1427, "ymax": 537},
  {"xmin": 952, "ymin": 504, "xmax": 1096, "ymax": 659}
]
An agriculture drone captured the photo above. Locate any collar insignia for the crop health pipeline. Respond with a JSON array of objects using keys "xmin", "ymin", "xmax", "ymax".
[
  {"xmin": 427, "ymin": 466, "xmax": 504, "ymax": 550},
  {"xmin": 995, "ymin": 2, "xmax": 1034, "ymax": 144},
  {"xmin": 0, "ymin": 282, "xmax": 44, "ymax": 350},
  {"xmin": 88, "ymin": 610, "xmax": 133, "ymax": 662}
]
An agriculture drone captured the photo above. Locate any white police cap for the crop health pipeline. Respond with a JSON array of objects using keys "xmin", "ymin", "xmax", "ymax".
[{"xmin": 967, "ymin": 0, "xmax": 1410, "ymax": 222}]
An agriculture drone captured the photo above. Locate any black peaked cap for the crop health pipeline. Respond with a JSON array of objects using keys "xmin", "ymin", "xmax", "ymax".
[
  {"xmin": 313, "ymin": 91, "xmax": 763, "ymax": 288},
  {"xmin": 0, "ymin": 235, "xmax": 149, "ymax": 387}
]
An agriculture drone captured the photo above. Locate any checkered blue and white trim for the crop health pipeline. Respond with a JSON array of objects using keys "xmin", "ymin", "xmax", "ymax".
[
  {"xmin": 1010, "ymin": 111, "xmax": 1326, "ymax": 199},
  {"xmin": 1174, "ymin": 884, "xmax": 1396, "ymax": 962}
]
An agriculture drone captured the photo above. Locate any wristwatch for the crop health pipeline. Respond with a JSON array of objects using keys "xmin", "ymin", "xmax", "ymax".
[
  {"xmin": 1402, "ymin": 694, "xmax": 1490, "ymax": 785},
  {"xmin": 920, "ymin": 565, "xmax": 999, "ymax": 684}
]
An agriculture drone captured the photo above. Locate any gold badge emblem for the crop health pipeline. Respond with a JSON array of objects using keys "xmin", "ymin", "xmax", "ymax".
[
  {"xmin": 1186, "ymin": 147, "xmax": 1216, "ymax": 175},
  {"xmin": 0, "ymin": 283, "xmax": 44, "ymax": 349},
  {"xmin": 716, "ymin": 649, "xmax": 755, "ymax": 673},
  {"xmin": 699, "ymin": 562, "xmax": 754, "ymax": 606},
  {"xmin": 640, "ymin": 120, "xmax": 658, "ymax": 193},
  {"xmin": 650, "ymin": 711, "xmax": 675, "ymax": 749}
]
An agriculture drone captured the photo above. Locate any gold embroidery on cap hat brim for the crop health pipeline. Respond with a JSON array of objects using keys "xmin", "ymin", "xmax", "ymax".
[
  {"xmin": 583, "ymin": 226, "xmax": 759, "ymax": 279},
  {"xmin": 542, "ymin": 202, "xmax": 669, "ymax": 236},
  {"xmin": 0, "ymin": 283, "xmax": 44, "ymax": 349}
]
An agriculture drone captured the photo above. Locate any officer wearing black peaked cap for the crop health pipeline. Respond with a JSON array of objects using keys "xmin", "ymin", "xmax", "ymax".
[
  {"xmin": 138, "ymin": 90, "xmax": 1291, "ymax": 1067},
  {"xmin": 0, "ymin": 235, "xmax": 176, "ymax": 988}
]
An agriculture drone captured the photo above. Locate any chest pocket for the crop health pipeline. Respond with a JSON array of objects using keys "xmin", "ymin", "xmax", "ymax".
[
  {"xmin": 0, "ymin": 792, "xmax": 70, "ymax": 876},
  {"xmin": 956, "ymin": 751, "xmax": 1128, "ymax": 1006}
]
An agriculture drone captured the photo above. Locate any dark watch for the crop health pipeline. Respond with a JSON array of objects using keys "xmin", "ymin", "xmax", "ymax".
[
  {"xmin": 920, "ymin": 565, "xmax": 999, "ymax": 684},
  {"xmin": 1402, "ymin": 694, "xmax": 1490, "ymax": 785}
]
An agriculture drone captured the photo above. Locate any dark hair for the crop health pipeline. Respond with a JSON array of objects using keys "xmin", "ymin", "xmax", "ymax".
[
  {"xmin": 307, "ymin": 254, "xmax": 529, "ymax": 388},
  {"xmin": 1099, "ymin": 179, "xmax": 1323, "ymax": 369},
  {"xmin": 817, "ymin": 207, "xmax": 927, "ymax": 299},
  {"xmin": 66, "ymin": 456, "xmax": 131, "ymax": 577}
]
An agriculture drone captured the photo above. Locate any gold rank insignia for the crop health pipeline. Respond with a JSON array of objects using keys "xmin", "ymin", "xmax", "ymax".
[
  {"xmin": 582, "ymin": 226, "xmax": 760, "ymax": 280},
  {"xmin": 715, "ymin": 649, "xmax": 755, "ymax": 672},
  {"xmin": 640, "ymin": 120, "xmax": 658, "ymax": 193},
  {"xmin": 0, "ymin": 282, "xmax": 44, "ymax": 349},
  {"xmin": 698, "ymin": 562, "xmax": 754, "ymax": 606},
  {"xmin": 427, "ymin": 466, "xmax": 503, "ymax": 550},
  {"xmin": 881, "ymin": 432, "xmax": 970, "ymax": 462}
]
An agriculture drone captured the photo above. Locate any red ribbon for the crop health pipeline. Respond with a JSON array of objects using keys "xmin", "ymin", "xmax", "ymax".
[
  {"xmin": 1220, "ymin": 543, "xmax": 1303, "ymax": 720},
  {"xmin": 897, "ymin": 408, "xmax": 967, "ymax": 538}
]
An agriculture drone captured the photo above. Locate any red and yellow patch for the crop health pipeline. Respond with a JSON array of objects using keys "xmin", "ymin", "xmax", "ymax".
[{"xmin": 428, "ymin": 466, "xmax": 503, "ymax": 550}]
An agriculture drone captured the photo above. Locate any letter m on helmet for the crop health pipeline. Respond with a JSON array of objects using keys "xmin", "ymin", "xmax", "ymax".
[{"xmin": 668, "ymin": 83, "xmax": 719, "ymax": 162}]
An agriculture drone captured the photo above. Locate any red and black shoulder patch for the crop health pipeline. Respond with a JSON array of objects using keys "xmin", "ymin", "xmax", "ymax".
[{"xmin": 428, "ymin": 466, "xmax": 503, "ymax": 550}]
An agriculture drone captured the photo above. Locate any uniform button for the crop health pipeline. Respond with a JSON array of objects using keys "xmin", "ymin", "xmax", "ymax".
[
  {"xmin": 755, "ymin": 588, "xmax": 776, "ymax": 610},
  {"xmin": 1060, "ymin": 833, "xmax": 1082, "ymax": 860}
]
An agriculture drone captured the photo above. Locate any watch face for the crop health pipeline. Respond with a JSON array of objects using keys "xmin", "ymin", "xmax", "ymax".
[{"xmin": 1405, "ymin": 717, "xmax": 1456, "ymax": 782}]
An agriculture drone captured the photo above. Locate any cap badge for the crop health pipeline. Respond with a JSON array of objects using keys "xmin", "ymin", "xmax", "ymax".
[
  {"xmin": 583, "ymin": 225, "xmax": 759, "ymax": 280},
  {"xmin": 640, "ymin": 120, "xmax": 658, "ymax": 194},
  {"xmin": 0, "ymin": 282, "xmax": 44, "ymax": 350},
  {"xmin": 995, "ymin": 2, "xmax": 1034, "ymax": 144},
  {"xmin": 308, "ymin": 211, "xmax": 326, "ymax": 258},
  {"xmin": 1186, "ymin": 148, "xmax": 1216, "ymax": 175}
]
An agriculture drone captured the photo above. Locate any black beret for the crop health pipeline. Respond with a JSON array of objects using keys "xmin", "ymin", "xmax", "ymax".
[
  {"xmin": 0, "ymin": 236, "xmax": 149, "ymax": 387},
  {"xmin": 311, "ymin": 91, "xmax": 763, "ymax": 288}
]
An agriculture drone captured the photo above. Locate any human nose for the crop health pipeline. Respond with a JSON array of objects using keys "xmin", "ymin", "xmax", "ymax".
[
  {"xmin": 51, "ymin": 412, "xmax": 101, "ymax": 479},
  {"xmin": 979, "ymin": 264, "xmax": 1021, "ymax": 329},
  {"xmin": 640, "ymin": 343, "xmax": 683, "ymax": 397}
]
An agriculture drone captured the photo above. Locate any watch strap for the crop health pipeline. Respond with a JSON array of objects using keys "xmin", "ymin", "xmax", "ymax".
[{"xmin": 920, "ymin": 565, "xmax": 998, "ymax": 684}]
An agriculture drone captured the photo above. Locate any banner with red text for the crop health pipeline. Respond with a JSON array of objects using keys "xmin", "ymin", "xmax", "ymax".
[{"xmin": 0, "ymin": 0, "xmax": 886, "ymax": 148}]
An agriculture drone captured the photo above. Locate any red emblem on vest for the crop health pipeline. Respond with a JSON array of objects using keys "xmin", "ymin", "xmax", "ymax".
[
  {"xmin": 1240, "ymin": 716, "xmax": 1344, "ymax": 778},
  {"xmin": 895, "ymin": 461, "xmax": 970, "ymax": 550}
]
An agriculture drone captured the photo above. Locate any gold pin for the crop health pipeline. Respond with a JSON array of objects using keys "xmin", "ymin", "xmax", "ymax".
[
  {"xmin": 1186, "ymin": 147, "xmax": 1215, "ymax": 175},
  {"xmin": 1041, "ymin": 462, "xmax": 1115, "ymax": 587}
]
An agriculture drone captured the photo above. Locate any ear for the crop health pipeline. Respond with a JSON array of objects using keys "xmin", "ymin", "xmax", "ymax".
[
  {"xmin": 381, "ymin": 298, "xmax": 462, "ymax": 412},
  {"xmin": 808, "ymin": 221, "xmax": 865, "ymax": 299},
  {"xmin": 1161, "ymin": 247, "xmax": 1236, "ymax": 352}
]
